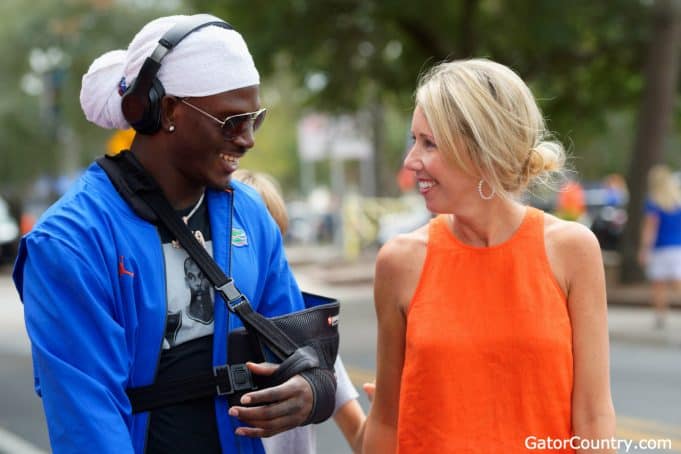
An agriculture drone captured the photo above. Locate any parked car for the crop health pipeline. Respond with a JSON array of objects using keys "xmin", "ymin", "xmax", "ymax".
[
  {"xmin": 285, "ymin": 200, "xmax": 330, "ymax": 244},
  {"xmin": 0, "ymin": 196, "xmax": 19, "ymax": 264}
]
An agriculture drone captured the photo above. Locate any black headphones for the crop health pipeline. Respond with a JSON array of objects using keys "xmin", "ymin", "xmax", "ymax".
[{"xmin": 121, "ymin": 14, "xmax": 234, "ymax": 135}]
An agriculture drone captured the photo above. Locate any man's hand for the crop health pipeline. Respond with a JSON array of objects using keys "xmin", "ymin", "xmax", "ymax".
[{"xmin": 228, "ymin": 362, "xmax": 313, "ymax": 438}]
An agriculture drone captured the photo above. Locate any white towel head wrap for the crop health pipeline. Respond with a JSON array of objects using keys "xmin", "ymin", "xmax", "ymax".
[{"xmin": 80, "ymin": 14, "xmax": 260, "ymax": 129}]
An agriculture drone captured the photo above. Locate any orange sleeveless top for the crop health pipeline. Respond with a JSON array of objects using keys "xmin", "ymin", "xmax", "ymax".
[{"xmin": 397, "ymin": 208, "xmax": 573, "ymax": 453}]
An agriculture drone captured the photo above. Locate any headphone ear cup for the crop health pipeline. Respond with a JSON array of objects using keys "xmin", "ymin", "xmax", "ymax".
[
  {"xmin": 120, "ymin": 77, "xmax": 145, "ymax": 130},
  {"xmin": 136, "ymin": 77, "xmax": 166, "ymax": 135},
  {"xmin": 121, "ymin": 76, "xmax": 165, "ymax": 135}
]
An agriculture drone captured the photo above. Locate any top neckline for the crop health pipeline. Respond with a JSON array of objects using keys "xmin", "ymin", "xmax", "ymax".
[{"xmin": 438, "ymin": 206, "xmax": 538, "ymax": 252}]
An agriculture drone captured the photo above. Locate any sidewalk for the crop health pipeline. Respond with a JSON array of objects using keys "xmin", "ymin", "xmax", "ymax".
[{"xmin": 286, "ymin": 244, "xmax": 681, "ymax": 349}]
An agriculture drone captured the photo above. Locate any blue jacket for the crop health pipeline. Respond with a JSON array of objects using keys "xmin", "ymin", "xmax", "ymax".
[{"xmin": 13, "ymin": 162, "xmax": 305, "ymax": 453}]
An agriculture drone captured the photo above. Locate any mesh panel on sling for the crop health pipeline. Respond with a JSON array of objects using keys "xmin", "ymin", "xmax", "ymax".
[
  {"xmin": 229, "ymin": 294, "xmax": 340, "ymax": 370},
  {"xmin": 226, "ymin": 293, "xmax": 339, "ymax": 406}
]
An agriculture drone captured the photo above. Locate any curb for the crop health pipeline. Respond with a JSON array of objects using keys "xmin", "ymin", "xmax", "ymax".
[{"xmin": 609, "ymin": 330, "xmax": 681, "ymax": 348}]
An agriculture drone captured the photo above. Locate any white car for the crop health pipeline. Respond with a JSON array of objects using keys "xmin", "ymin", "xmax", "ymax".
[{"xmin": 0, "ymin": 196, "xmax": 19, "ymax": 264}]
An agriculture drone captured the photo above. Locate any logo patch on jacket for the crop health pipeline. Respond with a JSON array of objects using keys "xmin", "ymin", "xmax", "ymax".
[
  {"xmin": 231, "ymin": 228, "xmax": 248, "ymax": 247},
  {"xmin": 118, "ymin": 256, "xmax": 135, "ymax": 277}
]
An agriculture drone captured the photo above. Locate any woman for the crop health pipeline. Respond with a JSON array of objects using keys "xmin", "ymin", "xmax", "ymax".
[
  {"xmin": 638, "ymin": 164, "xmax": 681, "ymax": 329},
  {"xmin": 363, "ymin": 59, "xmax": 615, "ymax": 453}
]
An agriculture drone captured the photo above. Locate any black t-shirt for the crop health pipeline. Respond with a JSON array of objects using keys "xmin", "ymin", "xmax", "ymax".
[
  {"xmin": 146, "ymin": 198, "xmax": 222, "ymax": 453},
  {"xmin": 146, "ymin": 336, "xmax": 220, "ymax": 453}
]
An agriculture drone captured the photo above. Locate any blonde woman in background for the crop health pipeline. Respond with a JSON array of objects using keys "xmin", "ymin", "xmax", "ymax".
[
  {"xmin": 363, "ymin": 59, "xmax": 615, "ymax": 453},
  {"xmin": 233, "ymin": 169, "xmax": 367, "ymax": 454},
  {"xmin": 638, "ymin": 164, "xmax": 681, "ymax": 329},
  {"xmin": 233, "ymin": 170, "xmax": 289, "ymax": 234}
]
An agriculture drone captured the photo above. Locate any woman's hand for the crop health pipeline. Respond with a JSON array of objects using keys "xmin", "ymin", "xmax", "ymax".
[{"xmin": 363, "ymin": 382, "xmax": 376, "ymax": 403}]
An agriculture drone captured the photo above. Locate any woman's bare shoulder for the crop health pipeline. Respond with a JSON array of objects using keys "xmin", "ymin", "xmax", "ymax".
[
  {"xmin": 543, "ymin": 211, "xmax": 600, "ymax": 251},
  {"xmin": 542, "ymin": 211, "xmax": 603, "ymax": 295},
  {"xmin": 374, "ymin": 223, "xmax": 430, "ymax": 313}
]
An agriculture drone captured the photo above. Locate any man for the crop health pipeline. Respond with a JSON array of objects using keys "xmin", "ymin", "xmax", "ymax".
[{"xmin": 13, "ymin": 14, "xmax": 335, "ymax": 454}]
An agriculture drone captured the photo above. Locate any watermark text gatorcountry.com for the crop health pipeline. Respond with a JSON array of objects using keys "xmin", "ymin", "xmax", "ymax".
[{"xmin": 525, "ymin": 435, "xmax": 673, "ymax": 452}]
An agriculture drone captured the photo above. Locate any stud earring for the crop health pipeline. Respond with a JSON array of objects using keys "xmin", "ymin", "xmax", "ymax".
[
  {"xmin": 168, "ymin": 125, "xmax": 176, "ymax": 133},
  {"xmin": 478, "ymin": 179, "xmax": 495, "ymax": 200}
]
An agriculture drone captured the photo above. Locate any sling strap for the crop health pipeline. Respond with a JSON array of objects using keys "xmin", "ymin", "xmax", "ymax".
[
  {"xmin": 126, "ymin": 364, "xmax": 254, "ymax": 413},
  {"xmin": 140, "ymin": 184, "xmax": 301, "ymax": 361}
]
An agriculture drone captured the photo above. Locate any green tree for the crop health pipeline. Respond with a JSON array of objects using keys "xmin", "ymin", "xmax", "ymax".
[
  {"xmin": 0, "ymin": 0, "xmax": 182, "ymax": 193},
  {"xmin": 187, "ymin": 0, "xmax": 661, "ymax": 191}
]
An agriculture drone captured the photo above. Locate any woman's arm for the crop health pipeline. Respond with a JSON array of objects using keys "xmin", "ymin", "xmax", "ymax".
[
  {"xmin": 559, "ymin": 223, "xmax": 617, "ymax": 453},
  {"xmin": 363, "ymin": 233, "xmax": 424, "ymax": 453},
  {"xmin": 334, "ymin": 380, "xmax": 376, "ymax": 453},
  {"xmin": 332, "ymin": 355, "xmax": 365, "ymax": 453},
  {"xmin": 334, "ymin": 399, "xmax": 366, "ymax": 453}
]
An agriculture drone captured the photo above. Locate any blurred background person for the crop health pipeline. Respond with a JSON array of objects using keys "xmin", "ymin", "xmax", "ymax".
[
  {"xmin": 233, "ymin": 169, "xmax": 367, "ymax": 453},
  {"xmin": 233, "ymin": 170, "xmax": 289, "ymax": 235},
  {"xmin": 602, "ymin": 173, "xmax": 628, "ymax": 208},
  {"xmin": 555, "ymin": 179, "xmax": 586, "ymax": 222},
  {"xmin": 638, "ymin": 164, "xmax": 681, "ymax": 329}
]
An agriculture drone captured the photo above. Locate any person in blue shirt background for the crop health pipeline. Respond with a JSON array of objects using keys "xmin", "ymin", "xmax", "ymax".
[
  {"xmin": 13, "ymin": 14, "xmax": 335, "ymax": 454},
  {"xmin": 638, "ymin": 164, "xmax": 681, "ymax": 329}
]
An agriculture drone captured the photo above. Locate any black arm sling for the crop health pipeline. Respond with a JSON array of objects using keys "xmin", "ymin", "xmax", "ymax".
[{"xmin": 97, "ymin": 151, "xmax": 339, "ymax": 413}]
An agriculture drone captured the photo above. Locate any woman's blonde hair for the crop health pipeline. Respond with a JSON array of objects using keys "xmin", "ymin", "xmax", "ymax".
[
  {"xmin": 415, "ymin": 58, "xmax": 566, "ymax": 198},
  {"xmin": 648, "ymin": 164, "xmax": 681, "ymax": 211},
  {"xmin": 232, "ymin": 169, "xmax": 289, "ymax": 235}
]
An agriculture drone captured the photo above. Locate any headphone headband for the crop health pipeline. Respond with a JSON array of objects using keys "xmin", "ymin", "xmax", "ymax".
[
  {"xmin": 121, "ymin": 14, "xmax": 234, "ymax": 135},
  {"xmin": 151, "ymin": 14, "xmax": 233, "ymax": 64}
]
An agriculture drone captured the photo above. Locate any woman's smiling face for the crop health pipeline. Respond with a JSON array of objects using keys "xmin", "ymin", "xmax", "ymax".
[{"xmin": 403, "ymin": 106, "xmax": 479, "ymax": 214}]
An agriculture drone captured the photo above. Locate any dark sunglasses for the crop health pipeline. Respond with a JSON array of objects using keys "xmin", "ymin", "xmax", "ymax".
[{"xmin": 178, "ymin": 98, "xmax": 267, "ymax": 140}]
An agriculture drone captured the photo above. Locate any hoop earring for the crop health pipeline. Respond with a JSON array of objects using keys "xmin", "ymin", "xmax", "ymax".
[{"xmin": 478, "ymin": 179, "xmax": 495, "ymax": 200}]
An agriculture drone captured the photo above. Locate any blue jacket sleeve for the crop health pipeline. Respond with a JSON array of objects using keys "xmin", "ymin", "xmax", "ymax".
[{"xmin": 17, "ymin": 234, "xmax": 134, "ymax": 454}]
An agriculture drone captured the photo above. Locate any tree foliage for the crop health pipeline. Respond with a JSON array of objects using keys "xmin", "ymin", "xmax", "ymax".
[
  {"xmin": 3, "ymin": 0, "xmax": 679, "ymax": 195},
  {"xmin": 188, "ymin": 0, "xmax": 661, "ymax": 180},
  {"xmin": 188, "ymin": 0, "xmax": 681, "ymax": 279},
  {"xmin": 0, "ymin": 0, "xmax": 182, "ymax": 191}
]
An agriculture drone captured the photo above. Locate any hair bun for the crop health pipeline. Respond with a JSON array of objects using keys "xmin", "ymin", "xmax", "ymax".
[{"xmin": 529, "ymin": 141, "xmax": 564, "ymax": 177}]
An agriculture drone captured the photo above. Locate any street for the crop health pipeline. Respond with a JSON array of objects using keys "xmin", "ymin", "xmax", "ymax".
[{"xmin": 1, "ymin": 273, "xmax": 680, "ymax": 453}]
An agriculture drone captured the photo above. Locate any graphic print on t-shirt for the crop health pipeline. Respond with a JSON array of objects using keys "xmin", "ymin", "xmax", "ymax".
[
  {"xmin": 184, "ymin": 256, "xmax": 213, "ymax": 323},
  {"xmin": 162, "ymin": 240, "xmax": 215, "ymax": 349}
]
